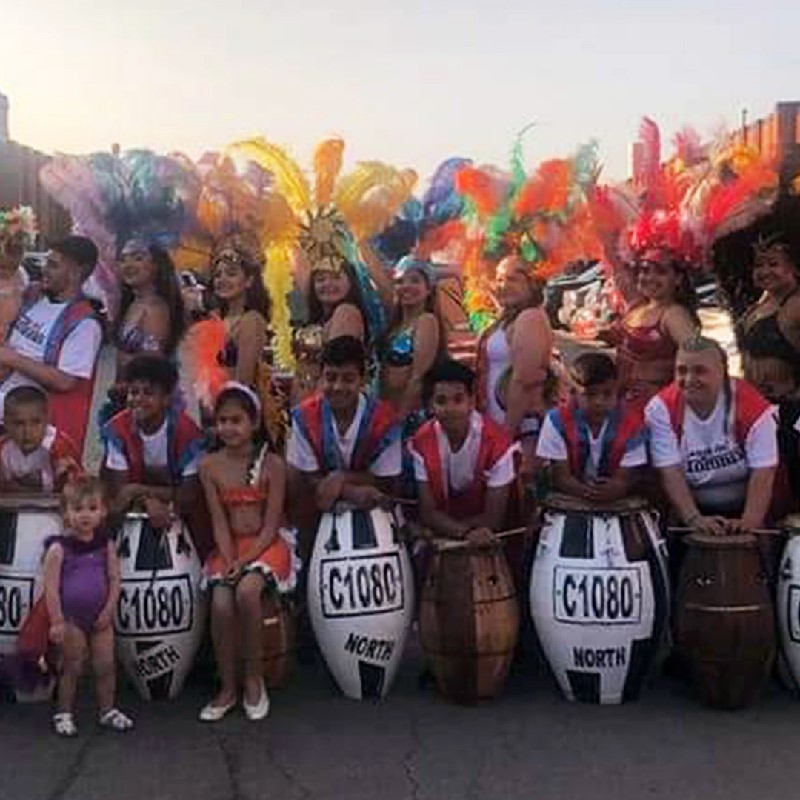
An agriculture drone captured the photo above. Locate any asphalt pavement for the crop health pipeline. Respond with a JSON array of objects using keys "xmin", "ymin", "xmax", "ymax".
[{"xmin": 3, "ymin": 636, "xmax": 800, "ymax": 800}]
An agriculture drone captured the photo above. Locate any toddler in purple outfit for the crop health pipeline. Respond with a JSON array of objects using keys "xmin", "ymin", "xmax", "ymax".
[{"xmin": 42, "ymin": 476, "xmax": 133, "ymax": 737}]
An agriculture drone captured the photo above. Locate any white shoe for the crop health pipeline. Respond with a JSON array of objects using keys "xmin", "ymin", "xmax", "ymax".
[
  {"xmin": 199, "ymin": 698, "xmax": 237, "ymax": 722},
  {"xmin": 243, "ymin": 685, "xmax": 270, "ymax": 721}
]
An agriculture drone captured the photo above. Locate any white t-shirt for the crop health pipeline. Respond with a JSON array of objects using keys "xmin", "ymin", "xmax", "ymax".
[
  {"xmin": 410, "ymin": 411, "xmax": 517, "ymax": 492},
  {"xmin": 645, "ymin": 392, "xmax": 777, "ymax": 514},
  {"xmin": 0, "ymin": 298, "xmax": 102, "ymax": 421},
  {"xmin": 104, "ymin": 418, "xmax": 200, "ymax": 478},
  {"xmin": 0, "ymin": 425, "xmax": 61, "ymax": 492},
  {"xmin": 286, "ymin": 394, "xmax": 401, "ymax": 477},
  {"xmin": 537, "ymin": 410, "xmax": 647, "ymax": 481}
]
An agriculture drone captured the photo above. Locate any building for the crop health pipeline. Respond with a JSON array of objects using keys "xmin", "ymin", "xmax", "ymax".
[{"xmin": 0, "ymin": 90, "xmax": 70, "ymax": 241}]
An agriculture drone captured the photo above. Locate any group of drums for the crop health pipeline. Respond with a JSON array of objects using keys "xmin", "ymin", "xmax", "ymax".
[{"xmin": 3, "ymin": 494, "xmax": 800, "ymax": 710}]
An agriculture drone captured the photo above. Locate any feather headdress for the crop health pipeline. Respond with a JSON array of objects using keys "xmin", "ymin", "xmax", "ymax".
[
  {"xmin": 226, "ymin": 137, "xmax": 417, "ymax": 349},
  {"xmin": 40, "ymin": 149, "xmax": 197, "ymax": 307},
  {"xmin": 454, "ymin": 133, "xmax": 602, "ymax": 329}
]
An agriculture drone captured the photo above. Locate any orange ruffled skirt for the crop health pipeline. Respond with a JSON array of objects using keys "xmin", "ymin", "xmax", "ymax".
[{"xmin": 203, "ymin": 527, "xmax": 300, "ymax": 593}]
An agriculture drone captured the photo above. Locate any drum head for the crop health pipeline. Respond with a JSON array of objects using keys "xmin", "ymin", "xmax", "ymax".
[
  {"xmin": 543, "ymin": 492, "xmax": 651, "ymax": 515},
  {"xmin": 685, "ymin": 532, "xmax": 759, "ymax": 549}
]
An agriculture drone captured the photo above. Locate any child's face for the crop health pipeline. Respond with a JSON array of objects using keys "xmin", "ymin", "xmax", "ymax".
[
  {"xmin": 215, "ymin": 400, "xmax": 256, "ymax": 450},
  {"xmin": 4, "ymin": 402, "xmax": 48, "ymax": 455},
  {"xmin": 65, "ymin": 493, "xmax": 105, "ymax": 537},
  {"xmin": 430, "ymin": 381, "xmax": 473, "ymax": 433},
  {"xmin": 574, "ymin": 379, "xmax": 618, "ymax": 424},
  {"xmin": 320, "ymin": 363, "xmax": 362, "ymax": 413},
  {"xmin": 127, "ymin": 380, "xmax": 170, "ymax": 429}
]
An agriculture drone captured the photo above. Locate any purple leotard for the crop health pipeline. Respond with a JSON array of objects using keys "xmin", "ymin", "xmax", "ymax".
[{"xmin": 47, "ymin": 532, "xmax": 109, "ymax": 633}]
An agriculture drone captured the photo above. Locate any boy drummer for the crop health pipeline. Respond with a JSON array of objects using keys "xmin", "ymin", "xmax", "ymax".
[
  {"xmin": 286, "ymin": 336, "xmax": 402, "ymax": 557},
  {"xmin": 100, "ymin": 354, "xmax": 208, "ymax": 554},
  {"xmin": 409, "ymin": 359, "xmax": 518, "ymax": 543},
  {"xmin": 536, "ymin": 352, "xmax": 648, "ymax": 503}
]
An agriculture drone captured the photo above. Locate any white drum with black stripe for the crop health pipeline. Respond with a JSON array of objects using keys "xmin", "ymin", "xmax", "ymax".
[
  {"xmin": 308, "ymin": 505, "xmax": 414, "ymax": 700},
  {"xmin": 530, "ymin": 495, "xmax": 669, "ymax": 704},
  {"xmin": 0, "ymin": 496, "xmax": 61, "ymax": 701},
  {"xmin": 114, "ymin": 514, "xmax": 207, "ymax": 700},
  {"xmin": 777, "ymin": 520, "xmax": 800, "ymax": 691}
]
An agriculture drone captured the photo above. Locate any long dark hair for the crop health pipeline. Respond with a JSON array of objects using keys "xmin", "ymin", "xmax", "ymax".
[
  {"xmin": 112, "ymin": 244, "xmax": 186, "ymax": 356},
  {"xmin": 307, "ymin": 260, "xmax": 369, "ymax": 342},
  {"xmin": 381, "ymin": 267, "xmax": 447, "ymax": 359},
  {"xmin": 211, "ymin": 247, "xmax": 271, "ymax": 322}
]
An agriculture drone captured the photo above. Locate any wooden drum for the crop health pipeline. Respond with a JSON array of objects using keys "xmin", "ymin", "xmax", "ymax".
[
  {"xmin": 419, "ymin": 538, "xmax": 520, "ymax": 704},
  {"xmin": 676, "ymin": 533, "xmax": 776, "ymax": 709},
  {"xmin": 261, "ymin": 592, "xmax": 296, "ymax": 689}
]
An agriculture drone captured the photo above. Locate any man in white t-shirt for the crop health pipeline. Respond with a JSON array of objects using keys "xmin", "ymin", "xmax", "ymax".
[
  {"xmin": 286, "ymin": 336, "xmax": 402, "ymax": 514},
  {"xmin": 537, "ymin": 352, "xmax": 647, "ymax": 503},
  {"xmin": 410, "ymin": 359, "xmax": 518, "ymax": 543},
  {"xmin": 645, "ymin": 336, "xmax": 777, "ymax": 535},
  {"xmin": 0, "ymin": 236, "xmax": 102, "ymax": 453}
]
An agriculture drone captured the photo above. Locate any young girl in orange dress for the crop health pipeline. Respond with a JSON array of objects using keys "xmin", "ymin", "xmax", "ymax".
[{"xmin": 198, "ymin": 382, "xmax": 299, "ymax": 722}]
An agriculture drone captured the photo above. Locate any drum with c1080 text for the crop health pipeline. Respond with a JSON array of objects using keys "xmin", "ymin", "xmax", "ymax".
[
  {"xmin": 0, "ymin": 496, "xmax": 62, "ymax": 702},
  {"xmin": 114, "ymin": 514, "xmax": 207, "ymax": 700},
  {"xmin": 529, "ymin": 495, "xmax": 669, "ymax": 704},
  {"xmin": 308, "ymin": 505, "xmax": 414, "ymax": 700},
  {"xmin": 778, "ymin": 520, "xmax": 800, "ymax": 693}
]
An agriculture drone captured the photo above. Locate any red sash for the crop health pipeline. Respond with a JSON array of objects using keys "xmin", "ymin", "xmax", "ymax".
[
  {"xmin": 657, "ymin": 378, "xmax": 770, "ymax": 446},
  {"xmin": 102, "ymin": 408, "xmax": 203, "ymax": 484},
  {"xmin": 412, "ymin": 414, "xmax": 513, "ymax": 519}
]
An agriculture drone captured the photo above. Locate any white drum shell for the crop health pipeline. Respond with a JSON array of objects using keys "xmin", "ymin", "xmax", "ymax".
[
  {"xmin": 308, "ymin": 507, "xmax": 414, "ymax": 700},
  {"xmin": 114, "ymin": 515, "xmax": 207, "ymax": 700},
  {"xmin": 0, "ymin": 502, "xmax": 62, "ymax": 702},
  {"xmin": 529, "ymin": 506, "xmax": 669, "ymax": 704},
  {"xmin": 777, "ymin": 534, "xmax": 800, "ymax": 692}
]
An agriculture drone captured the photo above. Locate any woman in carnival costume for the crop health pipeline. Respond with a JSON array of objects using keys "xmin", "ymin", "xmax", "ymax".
[
  {"xmin": 455, "ymin": 136, "xmax": 602, "ymax": 484},
  {"xmin": 0, "ymin": 206, "xmax": 35, "ymax": 341},
  {"xmin": 595, "ymin": 120, "xmax": 702, "ymax": 410},
  {"xmin": 40, "ymin": 149, "xmax": 194, "ymax": 418},
  {"xmin": 711, "ymin": 160, "xmax": 800, "ymax": 516},
  {"xmin": 224, "ymin": 136, "xmax": 416, "ymax": 402}
]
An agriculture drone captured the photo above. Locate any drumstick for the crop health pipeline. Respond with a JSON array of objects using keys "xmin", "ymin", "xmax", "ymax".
[
  {"xmin": 434, "ymin": 527, "xmax": 528, "ymax": 551},
  {"xmin": 667, "ymin": 526, "xmax": 784, "ymax": 537}
]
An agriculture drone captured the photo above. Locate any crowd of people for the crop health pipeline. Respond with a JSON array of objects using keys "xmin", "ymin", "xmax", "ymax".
[{"xmin": 1, "ymin": 122, "xmax": 799, "ymax": 736}]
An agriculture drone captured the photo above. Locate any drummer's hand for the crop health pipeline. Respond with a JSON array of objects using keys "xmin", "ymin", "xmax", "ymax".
[
  {"xmin": 347, "ymin": 485, "xmax": 387, "ymax": 510},
  {"xmin": 316, "ymin": 473, "xmax": 345, "ymax": 511},
  {"xmin": 144, "ymin": 497, "xmax": 173, "ymax": 530},
  {"xmin": 466, "ymin": 526, "xmax": 495, "ymax": 545},
  {"xmin": 49, "ymin": 620, "xmax": 65, "ymax": 645},
  {"xmin": 692, "ymin": 515, "xmax": 729, "ymax": 536}
]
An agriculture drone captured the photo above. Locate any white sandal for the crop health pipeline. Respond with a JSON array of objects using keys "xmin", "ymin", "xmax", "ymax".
[
  {"xmin": 53, "ymin": 712, "xmax": 78, "ymax": 737},
  {"xmin": 98, "ymin": 707, "xmax": 134, "ymax": 732}
]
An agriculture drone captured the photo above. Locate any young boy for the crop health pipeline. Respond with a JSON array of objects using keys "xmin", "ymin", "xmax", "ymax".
[
  {"xmin": 0, "ymin": 385, "xmax": 82, "ymax": 493},
  {"xmin": 101, "ymin": 354, "xmax": 205, "ymax": 544},
  {"xmin": 536, "ymin": 352, "xmax": 647, "ymax": 503},
  {"xmin": 286, "ymin": 336, "xmax": 402, "ymax": 514},
  {"xmin": 410, "ymin": 359, "xmax": 518, "ymax": 542}
]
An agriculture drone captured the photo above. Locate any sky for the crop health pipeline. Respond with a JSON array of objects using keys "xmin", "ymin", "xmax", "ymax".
[{"xmin": 1, "ymin": 0, "xmax": 798, "ymax": 185}]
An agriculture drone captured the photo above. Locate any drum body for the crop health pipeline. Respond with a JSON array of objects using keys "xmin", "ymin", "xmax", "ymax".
[
  {"xmin": 778, "ymin": 529, "xmax": 800, "ymax": 692},
  {"xmin": 114, "ymin": 514, "xmax": 207, "ymax": 700},
  {"xmin": 308, "ymin": 506, "xmax": 414, "ymax": 700},
  {"xmin": 676, "ymin": 533, "xmax": 775, "ymax": 709},
  {"xmin": 530, "ymin": 496, "xmax": 669, "ymax": 704},
  {"xmin": 0, "ymin": 497, "xmax": 61, "ymax": 701},
  {"xmin": 261, "ymin": 592, "xmax": 295, "ymax": 689},
  {"xmin": 420, "ymin": 541, "xmax": 519, "ymax": 704}
]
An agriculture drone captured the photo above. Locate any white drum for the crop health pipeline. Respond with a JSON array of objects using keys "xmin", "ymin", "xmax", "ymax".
[
  {"xmin": 114, "ymin": 514, "xmax": 207, "ymax": 700},
  {"xmin": 777, "ymin": 521, "xmax": 800, "ymax": 692},
  {"xmin": 530, "ymin": 495, "xmax": 670, "ymax": 704},
  {"xmin": 308, "ymin": 505, "xmax": 414, "ymax": 700},
  {"xmin": 0, "ymin": 496, "xmax": 62, "ymax": 701}
]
